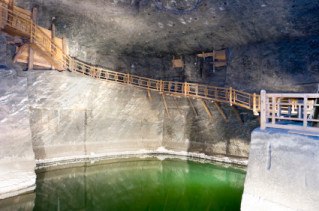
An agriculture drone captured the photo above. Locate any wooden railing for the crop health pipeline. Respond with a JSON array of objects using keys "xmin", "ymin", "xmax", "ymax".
[
  {"xmin": 0, "ymin": 1, "xmax": 261, "ymax": 114},
  {"xmin": 260, "ymin": 90, "xmax": 319, "ymax": 132},
  {"xmin": 3, "ymin": 1, "xmax": 319, "ymax": 134}
]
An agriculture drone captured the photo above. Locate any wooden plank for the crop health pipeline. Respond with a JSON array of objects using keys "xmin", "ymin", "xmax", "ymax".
[
  {"xmin": 201, "ymin": 99, "xmax": 212, "ymax": 118},
  {"xmin": 162, "ymin": 94, "xmax": 170, "ymax": 118},
  {"xmin": 172, "ymin": 58, "xmax": 184, "ymax": 68},
  {"xmin": 214, "ymin": 49, "xmax": 226, "ymax": 60},
  {"xmin": 213, "ymin": 102, "xmax": 228, "ymax": 122},
  {"xmin": 188, "ymin": 97, "xmax": 198, "ymax": 116},
  {"xmin": 197, "ymin": 52, "xmax": 214, "ymax": 58}
]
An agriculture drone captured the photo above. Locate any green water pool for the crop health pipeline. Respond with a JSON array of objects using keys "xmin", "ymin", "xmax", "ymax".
[{"xmin": 1, "ymin": 157, "xmax": 246, "ymax": 210}]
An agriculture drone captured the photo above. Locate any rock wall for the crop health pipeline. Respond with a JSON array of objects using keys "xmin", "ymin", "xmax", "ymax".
[
  {"xmin": 0, "ymin": 68, "xmax": 36, "ymax": 199},
  {"xmin": 241, "ymin": 128, "xmax": 319, "ymax": 211},
  {"xmin": 27, "ymin": 70, "xmax": 164, "ymax": 162},
  {"xmin": 27, "ymin": 70, "xmax": 257, "ymax": 164}
]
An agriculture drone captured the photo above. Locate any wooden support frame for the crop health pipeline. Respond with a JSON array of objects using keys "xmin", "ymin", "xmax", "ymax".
[
  {"xmin": 172, "ymin": 56, "xmax": 184, "ymax": 69},
  {"xmin": 162, "ymin": 94, "xmax": 170, "ymax": 118},
  {"xmin": 13, "ymin": 43, "xmax": 28, "ymax": 63},
  {"xmin": 62, "ymin": 37, "xmax": 69, "ymax": 55},
  {"xmin": 28, "ymin": 7, "xmax": 37, "ymax": 70},
  {"xmin": 50, "ymin": 23, "xmax": 56, "ymax": 70},
  {"xmin": 201, "ymin": 99, "xmax": 212, "ymax": 119},
  {"xmin": 147, "ymin": 89, "xmax": 151, "ymax": 101},
  {"xmin": 187, "ymin": 97, "xmax": 198, "ymax": 117},
  {"xmin": 213, "ymin": 102, "xmax": 228, "ymax": 122},
  {"xmin": 172, "ymin": 97, "xmax": 182, "ymax": 115},
  {"xmin": 232, "ymin": 106, "xmax": 244, "ymax": 124}
]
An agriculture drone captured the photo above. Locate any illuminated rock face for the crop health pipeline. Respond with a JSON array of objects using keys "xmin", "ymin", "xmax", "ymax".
[
  {"xmin": 241, "ymin": 128, "xmax": 319, "ymax": 211},
  {"xmin": 0, "ymin": 68, "xmax": 36, "ymax": 199},
  {"xmin": 27, "ymin": 70, "xmax": 257, "ymax": 164}
]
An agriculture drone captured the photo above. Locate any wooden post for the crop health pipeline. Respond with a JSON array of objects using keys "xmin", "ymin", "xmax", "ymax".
[
  {"xmin": 272, "ymin": 96, "xmax": 276, "ymax": 125},
  {"xmin": 260, "ymin": 90, "xmax": 267, "ymax": 130},
  {"xmin": 252, "ymin": 93, "xmax": 257, "ymax": 115},
  {"xmin": 201, "ymin": 99, "xmax": 212, "ymax": 119},
  {"xmin": 229, "ymin": 87, "xmax": 233, "ymax": 106},
  {"xmin": 50, "ymin": 23, "xmax": 56, "ymax": 70},
  {"xmin": 303, "ymin": 97, "xmax": 308, "ymax": 128},
  {"xmin": 8, "ymin": 0, "xmax": 14, "ymax": 10},
  {"xmin": 184, "ymin": 82, "xmax": 188, "ymax": 95},
  {"xmin": 62, "ymin": 37, "xmax": 69, "ymax": 54},
  {"xmin": 127, "ymin": 73, "xmax": 130, "ymax": 84},
  {"xmin": 28, "ymin": 7, "xmax": 37, "ymax": 70}
]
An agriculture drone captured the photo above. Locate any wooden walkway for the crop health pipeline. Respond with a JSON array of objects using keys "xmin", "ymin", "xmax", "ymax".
[{"xmin": 2, "ymin": 0, "xmax": 319, "ymax": 133}]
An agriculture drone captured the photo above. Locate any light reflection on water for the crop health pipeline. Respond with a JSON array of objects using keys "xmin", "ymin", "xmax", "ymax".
[{"xmin": 0, "ymin": 157, "xmax": 246, "ymax": 211}]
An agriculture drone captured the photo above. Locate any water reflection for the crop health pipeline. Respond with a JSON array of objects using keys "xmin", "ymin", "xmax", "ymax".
[{"xmin": 0, "ymin": 157, "xmax": 246, "ymax": 211}]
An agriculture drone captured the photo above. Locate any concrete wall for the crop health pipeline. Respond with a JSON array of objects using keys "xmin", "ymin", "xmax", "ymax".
[{"xmin": 241, "ymin": 128, "xmax": 319, "ymax": 211}]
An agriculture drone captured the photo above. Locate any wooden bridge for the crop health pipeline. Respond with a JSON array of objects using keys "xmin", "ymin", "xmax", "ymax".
[{"xmin": 1, "ymin": 0, "xmax": 318, "ymax": 133}]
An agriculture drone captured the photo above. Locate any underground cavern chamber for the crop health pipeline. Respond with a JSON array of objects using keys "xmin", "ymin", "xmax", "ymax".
[{"xmin": 0, "ymin": 0, "xmax": 319, "ymax": 210}]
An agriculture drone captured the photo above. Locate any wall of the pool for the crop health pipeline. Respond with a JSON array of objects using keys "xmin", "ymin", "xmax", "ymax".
[
  {"xmin": 1, "ymin": 68, "xmax": 319, "ymax": 209},
  {"xmin": 0, "ymin": 68, "xmax": 250, "ymax": 199},
  {"xmin": 241, "ymin": 128, "xmax": 319, "ymax": 211}
]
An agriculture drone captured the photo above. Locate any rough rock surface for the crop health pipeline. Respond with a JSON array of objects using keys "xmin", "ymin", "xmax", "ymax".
[
  {"xmin": 28, "ymin": 70, "xmax": 257, "ymax": 163},
  {"xmin": 0, "ymin": 68, "xmax": 36, "ymax": 199},
  {"xmin": 28, "ymin": 70, "xmax": 164, "ymax": 161},
  {"xmin": 241, "ymin": 128, "xmax": 319, "ymax": 211},
  {"xmin": 14, "ymin": 0, "xmax": 319, "ymax": 93}
]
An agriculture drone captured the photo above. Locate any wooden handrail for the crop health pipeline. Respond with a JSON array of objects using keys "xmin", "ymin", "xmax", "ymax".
[
  {"xmin": 260, "ymin": 90, "xmax": 319, "ymax": 132},
  {"xmin": 0, "ymin": 1, "xmax": 260, "ymax": 114}
]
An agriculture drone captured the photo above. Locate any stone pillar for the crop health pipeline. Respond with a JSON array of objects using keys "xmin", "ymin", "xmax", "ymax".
[{"xmin": 241, "ymin": 128, "xmax": 319, "ymax": 211}]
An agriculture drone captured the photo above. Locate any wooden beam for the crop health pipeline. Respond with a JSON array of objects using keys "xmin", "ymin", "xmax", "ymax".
[
  {"xmin": 51, "ymin": 23, "xmax": 56, "ymax": 39},
  {"xmin": 201, "ymin": 99, "xmax": 212, "ymax": 119},
  {"xmin": 8, "ymin": 0, "xmax": 14, "ymax": 10},
  {"xmin": 62, "ymin": 37, "xmax": 69, "ymax": 55},
  {"xmin": 162, "ymin": 94, "xmax": 170, "ymax": 118},
  {"xmin": 172, "ymin": 97, "xmax": 182, "ymax": 115},
  {"xmin": 188, "ymin": 97, "xmax": 198, "ymax": 116},
  {"xmin": 13, "ymin": 44, "xmax": 28, "ymax": 63},
  {"xmin": 28, "ymin": 7, "xmax": 37, "ymax": 71},
  {"xmin": 50, "ymin": 23, "xmax": 56, "ymax": 70},
  {"xmin": 232, "ymin": 106, "xmax": 243, "ymax": 124},
  {"xmin": 197, "ymin": 52, "xmax": 214, "ymax": 58},
  {"xmin": 213, "ymin": 102, "xmax": 228, "ymax": 122},
  {"xmin": 147, "ymin": 89, "xmax": 151, "ymax": 101},
  {"xmin": 29, "ymin": 43, "xmax": 63, "ymax": 71}
]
